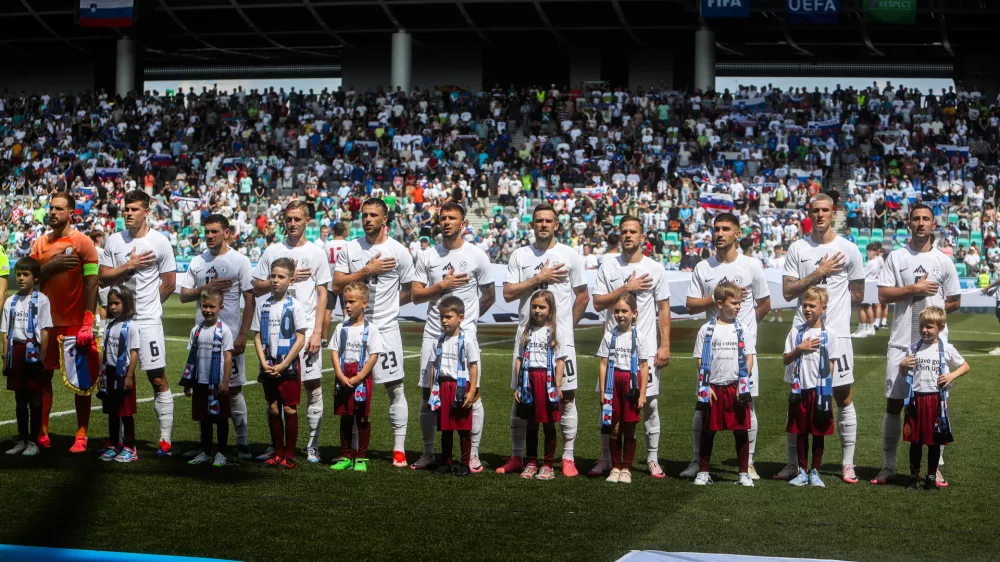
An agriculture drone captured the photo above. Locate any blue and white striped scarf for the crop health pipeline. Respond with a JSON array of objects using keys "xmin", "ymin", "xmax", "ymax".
[
  {"xmin": 789, "ymin": 323, "xmax": 833, "ymax": 420},
  {"xmin": 601, "ymin": 325, "xmax": 638, "ymax": 428},
  {"xmin": 428, "ymin": 330, "xmax": 467, "ymax": 412},
  {"xmin": 180, "ymin": 321, "xmax": 225, "ymax": 415},
  {"xmin": 5, "ymin": 291, "xmax": 40, "ymax": 369},
  {"xmin": 260, "ymin": 295, "xmax": 297, "ymax": 377},
  {"xmin": 696, "ymin": 319, "xmax": 750, "ymax": 410},
  {"xmin": 101, "ymin": 320, "xmax": 131, "ymax": 393},
  {"xmin": 517, "ymin": 327, "xmax": 557, "ymax": 410},
  {"xmin": 337, "ymin": 319, "xmax": 370, "ymax": 404}
]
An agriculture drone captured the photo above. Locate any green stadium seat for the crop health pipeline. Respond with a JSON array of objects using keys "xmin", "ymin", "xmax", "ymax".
[
  {"xmin": 613, "ymin": 215, "xmax": 623, "ymax": 226},
  {"xmin": 855, "ymin": 236, "xmax": 869, "ymax": 250},
  {"xmin": 850, "ymin": 227, "xmax": 859, "ymax": 238},
  {"xmin": 972, "ymin": 232, "xmax": 984, "ymax": 249},
  {"xmin": 871, "ymin": 228, "xmax": 883, "ymax": 242},
  {"xmin": 948, "ymin": 213, "xmax": 959, "ymax": 225},
  {"xmin": 521, "ymin": 214, "xmax": 531, "ymax": 224},
  {"xmin": 955, "ymin": 262, "xmax": 967, "ymax": 277},
  {"xmin": 666, "ymin": 232, "xmax": 680, "ymax": 244},
  {"xmin": 959, "ymin": 237, "xmax": 971, "ymax": 251}
]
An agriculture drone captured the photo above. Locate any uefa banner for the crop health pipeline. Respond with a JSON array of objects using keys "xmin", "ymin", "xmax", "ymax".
[
  {"xmin": 700, "ymin": 0, "xmax": 750, "ymax": 19},
  {"xmin": 787, "ymin": 0, "xmax": 838, "ymax": 24}
]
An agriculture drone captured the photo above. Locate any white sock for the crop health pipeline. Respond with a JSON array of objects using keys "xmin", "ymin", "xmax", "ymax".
[
  {"xmin": 838, "ymin": 402, "xmax": 858, "ymax": 466},
  {"xmin": 231, "ymin": 391, "xmax": 249, "ymax": 447},
  {"xmin": 748, "ymin": 398, "xmax": 758, "ymax": 465},
  {"xmin": 418, "ymin": 400, "xmax": 436, "ymax": 456},
  {"xmin": 939, "ymin": 446, "xmax": 945, "ymax": 467},
  {"xmin": 306, "ymin": 387, "xmax": 323, "ymax": 450},
  {"xmin": 153, "ymin": 391, "xmax": 174, "ymax": 443},
  {"xmin": 600, "ymin": 433, "xmax": 611, "ymax": 463},
  {"xmin": 386, "ymin": 381, "xmax": 408, "ymax": 452},
  {"xmin": 691, "ymin": 409, "xmax": 703, "ymax": 463},
  {"xmin": 786, "ymin": 432, "xmax": 798, "ymax": 467},
  {"xmin": 509, "ymin": 400, "xmax": 526, "ymax": 458},
  {"xmin": 559, "ymin": 399, "xmax": 577, "ymax": 461},
  {"xmin": 643, "ymin": 397, "xmax": 660, "ymax": 462},
  {"xmin": 882, "ymin": 413, "xmax": 902, "ymax": 472},
  {"xmin": 471, "ymin": 398, "xmax": 484, "ymax": 457}
]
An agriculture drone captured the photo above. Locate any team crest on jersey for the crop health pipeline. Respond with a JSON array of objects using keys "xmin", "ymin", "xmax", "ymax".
[
  {"xmin": 914, "ymin": 265, "xmax": 929, "ymax": 280},
  {"xmin": 299, "ymin": 258, "xmax": 310, "ymax": 268},
  {"xmin": 459, "ymin": 261, "xmax": 468, "ymax": 272},
  {"xmin": 719, "ymin": 275, "xmax": 744, "ymax": 286},
  {"xmin": 444, "ymin": 262, "xmax": 454, "ymax": 272},
  {"xmin": 220, "ymin": 265, "xmax": 230, "ymax": 276},
  {"xmin": 205, "ymin": 267, "xmax": 218, "ymax": 282}
]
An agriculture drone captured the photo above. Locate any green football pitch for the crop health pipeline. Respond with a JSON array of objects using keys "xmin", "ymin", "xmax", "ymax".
[{"xmin": 1, "ymin": 300, "xmax": 998, "ymax": 562}]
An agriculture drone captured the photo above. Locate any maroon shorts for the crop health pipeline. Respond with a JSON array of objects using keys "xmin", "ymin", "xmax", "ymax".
[
  {"xmin": 334, "ymin": 362, "xmax": 372, "ymax": 417},
  {"xmin": 518, "ymin": 368, "xmax": 560, "ymax": 423},
  {"xmin": 786, "ymin": 389, "xmax": 835, "ymax": 436},
  {"xmin": 262, "ymin": 375, "xmax": 302, "ymax": 406},
  {"xmin": 904, "ymin": 393, "xmax": 949, "ymax": 445},
  {"xmin": 703, "ymin": 383, "xmax": 751, "ymax": 432},
  {"xmin": 191, "ymin": 384, "xmax": 233, "ymax": 421},
  {"xmin": 436, "ymin": 379, "xmax": 472, "ymax": 431},
  {"xmin": 611, "ymin": 369, "xmax": 641, "ymax": 424},
  {"xmin": 4, "ymin": 343, "xmax": 45, "ymax": 393}
]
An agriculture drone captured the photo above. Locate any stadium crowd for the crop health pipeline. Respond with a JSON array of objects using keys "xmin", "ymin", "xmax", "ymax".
[{"xmin": 0, "ymin": 81, "xmax": 997, "ymax": 278}]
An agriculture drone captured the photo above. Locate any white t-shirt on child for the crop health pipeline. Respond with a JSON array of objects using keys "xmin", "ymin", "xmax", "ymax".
[{"xmin": 692, "ymin": 322, "xmax": 757, "ymax": 385}]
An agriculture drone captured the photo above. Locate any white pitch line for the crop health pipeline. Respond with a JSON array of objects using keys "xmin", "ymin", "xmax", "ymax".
[{"xmin": 0, "ymin": 338, "xmax": 517, "ymax": 427}]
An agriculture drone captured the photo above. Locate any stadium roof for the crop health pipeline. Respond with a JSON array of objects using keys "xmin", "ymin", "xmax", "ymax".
[{"xmin": 2, "ymin": 0, "xmax": 998, "ymax": 68}]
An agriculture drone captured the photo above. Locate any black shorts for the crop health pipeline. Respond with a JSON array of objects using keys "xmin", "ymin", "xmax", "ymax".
[{"xmin": 326, "ymin": 291, "xmax": 343, "ymax": 311}]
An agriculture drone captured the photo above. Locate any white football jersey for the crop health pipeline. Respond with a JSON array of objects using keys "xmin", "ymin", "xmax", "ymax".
[
  {"xmin": 686, "ymin": 254, "xmax": 770, "ymax": 342},
  {"xmin": 250, "ymin": 295, "xmax": 309, "ymax": 360},
  {"xmin": 334, "ymin": 237, "xmax": 415, "ymax": 330},
  {"xmin": 505, "ymin": 243, "xmax": 586, "ymax": 347},
  {"xmin": 878, "ymin": 247, "xmax": 960, "ymax": 348},
  {"xmin": 102, "ymin": 319, "xmax": 140, "ymax": 368},
  {"xmin": 517, "ymin": 325, "xmax": 570, "ymax": 369},
  {"xmin": 782, "ymin": 326, "xmax": 842, "ymax": 389},
  {"xmin": 1, "ymin": 292, "xmax": 53, "ymax": 342},
  {"xmin": 692, "ymin": 322, "xmax": 757, "ymax": 385},
  {"xmin": 180, "ymin": 249, "xmax": 254, "ymax": 334},
  {"xmin": 324, "ymin": 238, "xmax": 348, "ymax": 274},
  {"xmin": 185, "ymin": 323, "xmax": 235, "ymax": 384},
  {"xmin": 594, "ymin": 255, "xmax": 670, "ymax": 358},
  {"xmin": 99, "ymin": 229, "xmax": 176, "ymax": 325},
  {"xmin": 252, "ymin": 241, "xmax": 332, "ymax": 327},
  {"xmin": 783, "ymin": 236, "xmax": 864, "ymax": 336},
  {"xmin": 415, "ymin": 242, "xmax": 494, "ymax": 338},
  {"xmin": 909, "ymin": 341, "xmax": 964, "ymax": 393},
  {"xmin": 328, "ymin": 321, "xmax": 386, "ymax": 365},
  {"xmin": 431, "ymin": 331, "xmax": 481, "ymax": 386}
]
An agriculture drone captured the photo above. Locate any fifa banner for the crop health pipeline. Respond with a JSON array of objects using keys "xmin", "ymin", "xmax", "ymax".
[
  {"xmin": 59, "ymin": 335, "xmax": 103, "ymax": 396},
  {"xmin": 864, "ymin": 0, "xmax": 916, "ymax": 24},
  {"xmin": 787, "ymin": 0, "xmax": 838, "ymax": 24},
  {"xmin": 701, "ymin": 0, "xmax": 749, "ymax": 19}
]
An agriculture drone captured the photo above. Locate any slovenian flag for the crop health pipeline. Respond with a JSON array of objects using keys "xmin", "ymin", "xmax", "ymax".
[
  {"xmin": 699, "ymin": 192, "xmax": 734, "ymax": 212},
  {"xmin": 79, "ymin": 0, "xmax": 134, "ymax": 28}
]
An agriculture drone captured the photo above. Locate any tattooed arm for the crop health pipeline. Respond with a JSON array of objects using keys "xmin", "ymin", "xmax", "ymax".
[{"xmin": 849, "ymin": 279, "xmax": 865, "ymax": 305}]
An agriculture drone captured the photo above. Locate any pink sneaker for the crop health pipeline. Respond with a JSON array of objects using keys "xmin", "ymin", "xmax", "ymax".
[
  {"xmin": 495, "ymin": 456, "xmax": 523, "ymax": 475},
  {"xmin": 561, "ymin": 459, "xmax": 579, "ymax": 478},
  {"xmin": 520, "ymin": 462, "xmax": 538, "ymax": 479},
  {"xmin": 936, "ymin": 468, "xmax": 949, "ymax": 488},
  {"xmin": 842, "ymin": 464, "xmax": 858, "ymax": 484},
  {"xmin": 69, "ymin": 436, "xmax": 88, "ymax": 454}
]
